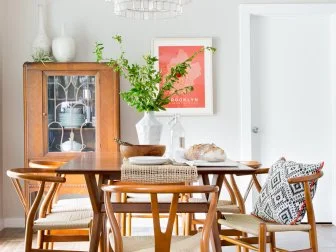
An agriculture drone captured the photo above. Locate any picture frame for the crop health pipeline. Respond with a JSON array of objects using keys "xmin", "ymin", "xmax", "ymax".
[{"xmin": 152, "ymin": 38, "xmax": 213, "ymax": 115}]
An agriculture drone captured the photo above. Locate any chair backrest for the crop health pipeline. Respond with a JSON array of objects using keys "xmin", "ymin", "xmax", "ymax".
[
  {"xmin": 287, "ymin": 171, "xmax": 323, "ymax": 228},
  {"xmin": 102, "ymin": 182, "xmax": 219, "ymax": 252},
  {"xmin": 29, "ymin": 160, "xmax": 88, "ymax": 197},
  {"xmin": 28, "ymin": 160, "xmax": 66, "ymax": 169},
  {"xmin": 7, "ymin": 168, "xmax": 65, "ymax": 229},
  {"xmin": 220, "ymin": 161, "xmax": 262, "ymax": 213}
]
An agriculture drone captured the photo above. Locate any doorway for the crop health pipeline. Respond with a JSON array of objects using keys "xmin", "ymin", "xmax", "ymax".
[{"xmin": 240, "ymin": 4, "xmax": 336, "ymax": 223}]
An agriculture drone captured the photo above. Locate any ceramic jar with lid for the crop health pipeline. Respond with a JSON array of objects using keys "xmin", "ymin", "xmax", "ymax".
[{"xmin": 52, "ymin": 24, "xmax": 76, "ymax": 62}]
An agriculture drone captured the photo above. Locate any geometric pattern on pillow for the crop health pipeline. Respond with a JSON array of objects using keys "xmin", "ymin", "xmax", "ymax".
[{"xmin": 252, "ymin": 158, "xmax": 323, "ymax": 225}]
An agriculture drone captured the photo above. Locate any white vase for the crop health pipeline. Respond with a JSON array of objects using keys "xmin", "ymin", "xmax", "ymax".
[
  {"xmin": 136, "ymin": 111, "xmax": 162, "ymax": 144},
  {"xmin": 32, "ymin": 4, "xmax": 51, "ymax": 55},
  {"xmin": 52, "ymin": 24, "xmax": 76, "ymax": 62}
]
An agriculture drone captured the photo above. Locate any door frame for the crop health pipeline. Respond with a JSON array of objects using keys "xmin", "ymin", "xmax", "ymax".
[{"xmin": 240, "ymin": 3, "xmax": 336, "ymax": 225}]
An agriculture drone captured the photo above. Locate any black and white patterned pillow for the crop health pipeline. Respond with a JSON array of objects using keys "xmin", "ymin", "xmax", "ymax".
[{"xmin": 252, "ymin": 158, "xmax": 323, "ymax": 225}]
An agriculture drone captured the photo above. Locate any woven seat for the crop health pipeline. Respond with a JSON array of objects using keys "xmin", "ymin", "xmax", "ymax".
[
  {"xmin": 109, "ymin": 233, "xmax": 202, "ymax": 252},
  {"xmin": 219, "ymin": 214, "xmax": 311, "ymax": 236},
  {"xmin": 34, "ymin": 210, "xmax": 93, "ymax": 230},
  {"xmin": 51, "ymin": 197, "xmax": 92, "ymax": 213},
  {"xmin": 126, "ymin": 193, "xmax": 174, "ymax": 203},
  {"xmin": 216, "ymin": 200, "xmax": 241, "ymax": 213}
]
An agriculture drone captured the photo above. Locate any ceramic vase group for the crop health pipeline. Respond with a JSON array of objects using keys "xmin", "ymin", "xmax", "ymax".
[{"xmin": 32, "ymin": 4, "xmax": 75, "ymax": 62}]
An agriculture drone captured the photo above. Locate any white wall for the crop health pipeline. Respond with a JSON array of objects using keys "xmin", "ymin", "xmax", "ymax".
[
  {"xmin": 0, "ymin": 0, "xmax": 6, "ymax": 231},
  {"xmin": 2, "ymin": 0, "xmax": 336, "ymax": 224}
]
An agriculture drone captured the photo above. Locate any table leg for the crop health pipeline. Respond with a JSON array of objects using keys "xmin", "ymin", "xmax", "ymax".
[
  {"xmin": 212, "ymin": 174, "xmax": 224, "ymax": 193},
  {"xmin": 200, "ymin": 174, "xmax": 211, "ymax": 200},
  {"xmin": 85, "ymin": 174, "xmax": 104, "ymax": 252}
]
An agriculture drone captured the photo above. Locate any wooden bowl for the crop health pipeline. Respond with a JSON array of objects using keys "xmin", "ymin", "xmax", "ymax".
[{"xmin": 120, "ymin": 145, "xmax": 166, "ymax": 158}]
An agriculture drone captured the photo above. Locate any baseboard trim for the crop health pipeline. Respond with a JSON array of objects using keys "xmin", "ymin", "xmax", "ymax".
[
  {"xmin": 4, "ymin": 217, "xmax": 25, "ymax": 228},
  {"xmin": 0, "ymin": 218, "xmax": 4, "ymax": 231}
]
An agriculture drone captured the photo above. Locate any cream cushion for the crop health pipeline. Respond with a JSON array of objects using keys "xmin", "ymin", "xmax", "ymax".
[
  {"xmin": 252, "ymin": 158, "xmax": 323, "ymax": 224},
  {"xmin": 51, "ymin": 197, "xmax": 92, "ymax": 212},
  {"xmin": 218, "ymin": 214, "xmax": 311, "ymax": 236},
  {"xmin": 33, "ymin": 210, "xmax": 92, "ymax": 230},
  {"xmin": 109, "ymin": 233, "xmax": 203, "ymax": 252}
]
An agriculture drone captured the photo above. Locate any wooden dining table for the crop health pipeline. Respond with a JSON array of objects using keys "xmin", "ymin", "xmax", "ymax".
[{"xmin": 56, "ymin": 152, "xmax": 256, "ymax": 252}]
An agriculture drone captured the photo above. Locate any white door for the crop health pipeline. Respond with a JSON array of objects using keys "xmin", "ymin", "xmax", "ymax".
[{"xmin": 240, "ymin": 4, "xmax": 336, "ymax": 223}]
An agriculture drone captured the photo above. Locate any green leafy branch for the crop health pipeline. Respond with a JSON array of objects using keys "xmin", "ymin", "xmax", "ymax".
[
  {"xmin": 94, "ymin": 35, "xmax": 216, "ymax": 112},
  {"xmin": 32, "ymin": 49, "xmax": 55, "ymax": 66}
]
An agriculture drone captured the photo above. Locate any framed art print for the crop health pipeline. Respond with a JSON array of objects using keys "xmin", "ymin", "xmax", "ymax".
[{"xmin": 152, "ymin": 38, "xmax": 213, "ymax": 115}]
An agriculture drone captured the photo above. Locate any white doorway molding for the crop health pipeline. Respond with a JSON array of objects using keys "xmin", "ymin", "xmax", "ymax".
[{"xmin": 240, "ymin": 4, "xmax": 336, "ymax": 225}]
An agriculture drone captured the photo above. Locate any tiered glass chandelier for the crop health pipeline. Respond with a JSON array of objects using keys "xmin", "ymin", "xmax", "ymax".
[{"xmin": 107, "ymin": 0, "xmax": 192, "ymax": 20}]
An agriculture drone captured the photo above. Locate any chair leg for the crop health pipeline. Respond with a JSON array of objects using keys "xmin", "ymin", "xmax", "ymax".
[
  {"xmin": 242, "ymin": 232, "xmax": 249, "ymax": 252},
  {"xmin": 258, "ymin": 223, "xmax": 267, "ymax": 252},
  {"xmin": 24, "ymin": 225, "xmax": 34, "ymax": 252},
  {"xmin": 184, "ymin": 213, "xmax": 192, "ymax": 235},
  {"xmin": 270, "ymin": 232, "xmax": 276, "ymax": 252},
  {"xmin": 191, "ymin": 213, "xmax": 197, "ymax": 232},
  {"xmin": 43, "ymin": 230, "xmax": 50, "ymax": 250},
  {"xmin": 309, "ymin": 228, "xmax": 318, "ymax": 252},
  {"xmin": 127, "ymin": 213, "xmax": 132, "ymax": 236},
  {"xmin": 48, "ymin": 242, "xmax": 54, "ymax": 250},
  {"xmin": 121, "ymin": 213, "xmax": 126, "ymax": 236},
  {"xmin": 181, "ymin": 213, "xmax": 186, "ymax": 235},
  {"xmin": 173, "ymin": 215, "xmax": 179, "ymax": 235},
  {"xmin": 105, "ymin": 221, "xmax": 112, "ymax": 252},
  {"xmin": 235, "ymin": 237, "xmax": 242, "ymax": 252},
  {"xmin": 37, "ymin": 230, "xmax": 43, "ymax": 249}
]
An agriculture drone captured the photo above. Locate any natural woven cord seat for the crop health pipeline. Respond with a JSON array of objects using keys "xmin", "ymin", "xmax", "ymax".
[
  {"xmin": 216, "ymin": 200, "xmax": 241, "ymax": 213},
  {"xmin": 51, "ymin": 197, "xmax": 92, "ymax": 213},
  {"xmin": 219, "ymin": 214, "xmax": 311, "ymax": 236},
  {"xmin": 126, "ymin": 193, "xmax": 173, "ymax": 203},
  {"xmin": 109, "ymin": 233, "xmax": 202, "ymax": 252},
  {"xmin": 34, "ymin": 210, "xmax": 92, "ymax": 230}
]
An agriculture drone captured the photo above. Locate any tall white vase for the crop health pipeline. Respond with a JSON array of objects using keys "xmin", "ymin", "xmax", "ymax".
[
  {"xmin": 32, "ymin": 4, "xmax": 51, "ymax": 55},
  {"xmin": 136, "ymin": 111, "xmax": 162, "ymax": 144}
]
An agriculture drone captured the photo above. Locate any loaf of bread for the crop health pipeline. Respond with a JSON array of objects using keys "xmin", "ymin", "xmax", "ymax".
[{"xmin": 184, "ymin": 144, "xmax": 226, "ymax": 162}]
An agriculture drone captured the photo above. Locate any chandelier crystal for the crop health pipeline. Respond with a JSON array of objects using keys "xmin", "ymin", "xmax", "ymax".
[{"xmin": 108, "ymin": 0, "xmax": 191, "ymax": 20}]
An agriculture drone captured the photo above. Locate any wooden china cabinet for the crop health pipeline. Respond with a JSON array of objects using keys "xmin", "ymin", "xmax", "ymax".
[{"xmin": 23, "ymin": 62, "xmax": 120, "ymax": 199}]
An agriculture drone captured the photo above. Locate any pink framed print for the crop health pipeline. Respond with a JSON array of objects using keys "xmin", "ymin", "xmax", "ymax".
[{"xmin": 152, "ymin": 38, "xmax": 213, "ymax": 115}]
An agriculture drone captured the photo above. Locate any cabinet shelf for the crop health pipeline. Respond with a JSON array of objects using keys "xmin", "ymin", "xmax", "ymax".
[
  {"xmin": 49, "ymin": 127, "xmax": 96, "ymax": 130},
  {"xmin": 48, "ymin": 98, "xmax": 96, "ymax": 101}
]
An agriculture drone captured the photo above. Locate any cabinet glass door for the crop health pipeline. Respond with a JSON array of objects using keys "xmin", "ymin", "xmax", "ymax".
[{"xmin": 47, "ymin": 75, "xmax": 96, "ymax": 152}]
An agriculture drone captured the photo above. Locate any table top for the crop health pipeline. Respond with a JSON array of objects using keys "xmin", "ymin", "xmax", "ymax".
[{"xmin": 56, "ymin": 152, "xmax": 255, "ymax": 175}]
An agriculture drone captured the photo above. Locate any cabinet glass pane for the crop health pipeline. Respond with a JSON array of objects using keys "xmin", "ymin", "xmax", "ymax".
[{"xmin": 47, "ymin": 75, "xmax": 96, "ymax": 152}]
